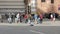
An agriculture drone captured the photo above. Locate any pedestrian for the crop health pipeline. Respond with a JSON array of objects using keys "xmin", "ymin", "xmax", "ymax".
[
  {"xmin": 8, "ymin": 17, "xmax": 12, "ymax": 23},
  {"xmin": 30, "ymin": 14, "xmax": 34, "ymax": 24},
  {"xmin": 50, "ymin": 14, "xmax": 54, "ymax": 21},
  {"xmin": 28, "ymin": 14, "xmax": 31, "ymax": 24},
  {"xmin": 0, "ymin": 15, "xmax": 3, "ymax": 23},
  {"xmin": 53, "ymin": 13, "xmax": 55, "ymax": 22},
  {"xmin": 53, "ymin": 16, "xmax": 55, "ymax": 22},
  {"xmin": 24, "ymin": 14, "xmax": 28, "ymax": 23},
  {"xmin": 28, "ymin": 14, "xmax": 34, "ymax": 26},
  {"xmin": 40, "ymin": 14, "xmax": 43, "ymax": 24},
  {"xmin": 34, "ymin": 14, "xmax": 38, "ymax": 24},
  {"xmin": 37, "ymin": 15, "xmax": 40, "ymax": 24},
  {"xmin": 20, "ymin": 14, "xmax": 23, "ymax": 23},
  {"xmin": 8, "ymin": 13, "xmax": 12, "ymax": 23},
  {"xmin": 31, "ymin": 14, "xmax": 35, "ymax": 22},
  {"xmin": 16, "ymin": 13, "xmax": 20, "ymax": 23}
]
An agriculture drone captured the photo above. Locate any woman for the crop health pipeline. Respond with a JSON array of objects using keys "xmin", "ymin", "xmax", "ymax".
[
  {"xmin": 24, "ymin": 14, "xmax": 28, "ymax": 23},
  {"xmin": 40, "ymin": 14, "xmax": 43, "ymax": 24}
]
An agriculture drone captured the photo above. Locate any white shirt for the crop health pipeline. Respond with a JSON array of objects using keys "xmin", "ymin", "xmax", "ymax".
[
  {"xmin": 51, "ymin": 14, "xmax": 53, "ymax": 18},
  {"xmin": 16, "ymin": 13, "xmax": 19, "ymax": 19}
]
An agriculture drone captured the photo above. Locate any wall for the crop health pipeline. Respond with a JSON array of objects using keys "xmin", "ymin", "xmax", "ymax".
[
  {"xmin": 0, "ymin": 0, "xmax": 25, "ymax": 13},
  {"xmin": 54, "ymin": 0, "xmax": 60, "ymax": 15},
  {"xmin": 0, "ymin": 0, "xmax": 25, "ymax": 8},
  {"xmin": 37, "ymin": 0, "xmax": 51, "ymax": 14}
]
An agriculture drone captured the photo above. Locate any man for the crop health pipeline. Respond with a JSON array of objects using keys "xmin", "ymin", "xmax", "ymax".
[{"xmin": 16, "ymin": 13, "xmax": 20, "ymax": 23}]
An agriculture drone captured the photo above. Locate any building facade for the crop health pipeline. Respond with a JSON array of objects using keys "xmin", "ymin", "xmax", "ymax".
[
  {"xmin": 0, "ymin": 0, "xmax": 25, "ymax": 15},
  {"xmin": 0, "ymin": 0, "xmax": 60, "ymax": 18},
  {"xmin": 0, "ymin": 0, "xmax": 26, "ymax": 19},
  {"xmin": 24, "ymin": 0, "xmax": 37, "ymax": 14},
  {"xmin": 36, "ymin": 0, "xmax": 60, "ymax": 15}
]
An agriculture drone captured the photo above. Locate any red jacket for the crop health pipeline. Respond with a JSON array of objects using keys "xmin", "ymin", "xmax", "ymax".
[
  {"xmin": 40, "ymin": 14, "xmax": 43, "ymax": 19},
  {"xmin": 24, "ymin": 15, "xmax": 28, "ymax": 19}
]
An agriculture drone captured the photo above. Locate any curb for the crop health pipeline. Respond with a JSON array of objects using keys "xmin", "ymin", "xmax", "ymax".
[{"xmin": 0, "ymin": 23, "xmax": 60, "ymax": 26}]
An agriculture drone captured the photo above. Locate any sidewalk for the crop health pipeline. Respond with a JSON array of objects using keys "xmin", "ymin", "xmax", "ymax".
[
  {"xmin": 0, "ymin": 23, "xmax": 29, "ymax": 26},
  {"xmin": 0, "ymin": 21, "xmax": 60, "ymax": 26},
  {"xmin": 35, "ymin": 21, "xmax": 60, "ymax": 26}
]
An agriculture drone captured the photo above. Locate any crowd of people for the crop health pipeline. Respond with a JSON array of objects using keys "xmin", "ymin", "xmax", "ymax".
[
  {"xmin": 1, "ymin": 13, "xmax": 55, "ymax": 24},
  {"xmin": 7, "ymin": 13, "xmax": 44, "ymax": 24}
]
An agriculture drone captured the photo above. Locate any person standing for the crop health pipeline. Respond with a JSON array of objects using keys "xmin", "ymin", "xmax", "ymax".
[
  {"xmin": 24, "ymin": 14, "xmax": 28, "ymax": 23},
  {"xmin": 40, "ymin": 14, "xmax": 43, "ymax": 24},
  {"xmin": 20, "ymin": 14, "xmax": 23, "ymax": 23},
  {"xmin": 53, "ymin": 16, "xmax": 55, "ymax": 22},
  {"xmin": 8, "ymin": 17, "xmax": 12, "ymax": 23},
  {"xmin": 28, "ymin": 14, "xmax": 32, "ymax": 24},
  {"xmin": 8, "ymin": 13, "xmax": 12, "ymax": 23},
  {"xmin": 50, "ymin": 14, "xmax": 54, "ymax": 21},
  {"xmin": 37, "ymin": 15, "xmax": 40, "ymax": 24},
  {"xmin": 53, "ymin": 13, "xmax": 55, "ymax": 22},
  {"xmin": 0, "ymin": 15, "xmax": 3, "ymax": 23},
  {"xmin": 16, "ymin": 13, "xmax": 20, "ymax": 23},
  {"xmin": 34, "ymin": 14, "xmax": 38, "ymax": 24}
]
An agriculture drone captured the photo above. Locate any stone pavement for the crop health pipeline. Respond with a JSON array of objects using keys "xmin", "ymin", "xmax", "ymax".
[{"xmin": 0, "ymin": 21, "xmax": 60, "ymax": 26}]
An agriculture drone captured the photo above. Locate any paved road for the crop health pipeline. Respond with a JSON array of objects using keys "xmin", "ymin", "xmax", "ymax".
[{"xmin": 0, "ymin": 26, "xmax": 60, "ymax": 34}]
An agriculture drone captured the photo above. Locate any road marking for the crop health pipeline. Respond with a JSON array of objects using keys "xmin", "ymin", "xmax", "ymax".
[{"xmin": 30, "ymin": 30, "xmax": 45, "ymax": 34}]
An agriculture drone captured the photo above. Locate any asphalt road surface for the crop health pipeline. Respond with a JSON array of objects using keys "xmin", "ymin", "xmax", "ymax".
[{"xmin": 0, "ymin": 26, "xmax": 60, "ymax": 34}]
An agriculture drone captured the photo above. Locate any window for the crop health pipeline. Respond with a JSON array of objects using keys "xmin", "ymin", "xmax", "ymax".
[
  {"xmin": 31, "ymin": 0, "xmax": 36, "ymax": 7},
  {"xmin": 51, "ymin": 0, "xmax": 54, "ymax": 3},
  {"xmin": 41, "ymin": 0, "xmax": 45, "ymax": 2},
  {"xmin": 58, "ymin": 7, "xmax": 60, "ymax": 10}
]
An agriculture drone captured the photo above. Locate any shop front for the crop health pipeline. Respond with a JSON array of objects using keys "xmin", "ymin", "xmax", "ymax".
[{"xmin": 0, "ymin": 8, "xmax": 25, "ymax": 23}]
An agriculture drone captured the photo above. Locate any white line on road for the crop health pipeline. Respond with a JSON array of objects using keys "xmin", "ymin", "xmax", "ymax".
[{"xmin": 29, "ymin": 30, "xmax": 45, "ymax": 34}]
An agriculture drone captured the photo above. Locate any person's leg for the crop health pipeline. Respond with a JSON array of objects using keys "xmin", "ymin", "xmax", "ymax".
[
  {"xmin": 26, "ymin": 19, "xmax": 28, "ymax": 23},
  {"xmin": 35, "ymin": 19, "xmax": 37, "ymax": 24},
  {"xmin": 38, "ymin": 19, "xmax": 40, "ymax": 24},
  {"xmin": 25, "ymin": 19, "xmax": 27, "ymax": 23},
  {"xmin": 17, "ymin": 18, "xmax": 19, "ymax": 23},
  {"xmin": 37, "ymin": 20, "xmax": 39, "ymax": 24},
  {"xmin": 41, "ymin": 19, "xmax": 43, "ymax": 23},
  {"xmin": 15, "ymin": 18, "xmax": 18, "ymax": 23},
  {"xmin": 10, "ymin": 18, "xmax": 12, "ymax": 23},
  {"xmin": 51, "ymin": 18, "xmax": 53, "ymax": 21},
  {"xmin": 53, "ymin": 18, "xmax": 55, "ymax": 22},
  {"xmin": 15, "ymin": 18, "xmax": 16, "ymax": 23},
  {"xmin": 40, "ymin": 19, "xmax": 42, "ymax": 24}
]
